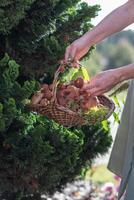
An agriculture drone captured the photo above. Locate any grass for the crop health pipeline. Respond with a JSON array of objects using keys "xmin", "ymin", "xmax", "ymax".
[{"xmin": 85, "ymin": 164, "xmax": 118, "ymax": 184}]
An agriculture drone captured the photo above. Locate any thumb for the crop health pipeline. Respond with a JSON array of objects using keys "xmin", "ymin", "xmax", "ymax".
[
  {"xmin": 65, "ymin": 46, "xmax": 70, "ymax": 62},
  {"xmin": 70, "ymin": 47, "xmax": 77, "ymax": 62}
]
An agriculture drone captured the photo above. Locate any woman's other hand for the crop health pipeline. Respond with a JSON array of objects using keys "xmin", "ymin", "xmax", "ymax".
[{"xmin": 83, "ymin": 69, "xmax": 122, "ymax": 96}]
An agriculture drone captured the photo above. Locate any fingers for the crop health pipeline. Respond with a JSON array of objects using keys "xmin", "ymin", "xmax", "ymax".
[
  {"xmin": 65, "ymin": 46, "xmax": 71, "ymax": 62},
  {"xmin": 65, "ymin": 46, "xmax": 85, "ymax": 62},
  {"xmin": 83, "ymin": 79, "xmax": 97, "ymax": 90},
  {"xmin": 83, "ymin": 81, "xmax": 107, "ymax": 96},
  {"xmin": 86, "ymin": 88, "xmax": 106, "ymax": 96},
  {"xmin": 65, "ymin": 45, "xmax": 78, "ymax": 63},
  {"xmin": 70, "ymin": 47, "xmax": 77, "ymax": 62}
]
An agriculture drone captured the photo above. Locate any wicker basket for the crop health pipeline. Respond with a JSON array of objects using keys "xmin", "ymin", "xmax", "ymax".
[{"xmin": 30, "ymin": 63, "xmax": 115, "ymax": 127}]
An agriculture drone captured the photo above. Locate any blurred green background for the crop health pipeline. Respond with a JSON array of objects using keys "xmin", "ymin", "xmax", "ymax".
[{"xmin": 82, "ymin": 30, "xmax": 134, "ymax": 77}]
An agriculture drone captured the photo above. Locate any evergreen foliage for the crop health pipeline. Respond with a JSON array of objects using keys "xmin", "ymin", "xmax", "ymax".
[
  {"xmin": 0, "ymin": 0, "xmax": 100, "ymax": 80},
  {"xmin": 0, "ymin": 54, "xmax": 112, "ymax": 200}
]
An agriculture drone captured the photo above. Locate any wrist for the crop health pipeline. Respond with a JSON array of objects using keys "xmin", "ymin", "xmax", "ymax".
[
  {"xmin": 83, "ymin": 28, "xmax": 107, "ymax": 47},
  {"xmin": 82, "ymin": 30, "xmax": 96, "ymax": 47},
  {"xmin": 115, "ymin": 64, "xmax": 134, "ymax": 82},
  {"xmin": 115, "ymin": 68, "xmax": 126, "ymax": 83}
]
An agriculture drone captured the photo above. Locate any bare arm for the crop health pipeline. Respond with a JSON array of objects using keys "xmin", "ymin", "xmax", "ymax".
[
  {"xmin": 83, "ymin": 0, "xmax": 134, "ymax": 46},
  {"xmin": 82, "ymin": 64, "xmax": 134, "ymax": 96},
  {"xmin": 118, "ymin": 63, "xmax": 134, "ymax": 81},
  {"xmin": 65, "ymin": 0, "xmax": 134, "ymax": 95},
  {"xmin": 65, "ymin": 0, "xmax": 134, "ymax": 61}
]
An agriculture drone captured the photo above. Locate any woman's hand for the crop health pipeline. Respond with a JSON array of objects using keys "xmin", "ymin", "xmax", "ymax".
[
  {"xmin": 65, "ymin": 34, "xmax": 91, "ymax": 62},
  {"xmin": 83, "ymin": 69, "xmax": 122, "ymax": 96}
]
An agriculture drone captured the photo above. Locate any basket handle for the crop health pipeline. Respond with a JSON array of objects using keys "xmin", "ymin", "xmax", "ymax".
[
  {"xmin": 51, "ymin": 68, "xmax": 61, "ymax": 103},
  {"xmin": 51, "ymin": 60, "xmax": 82, "ymax": 103}
]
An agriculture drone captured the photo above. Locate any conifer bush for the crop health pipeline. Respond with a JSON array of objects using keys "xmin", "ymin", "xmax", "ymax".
[
  {"xmin": 0, "ymin": 0, "xmax": 100, "ymax": 80},
  {"xmin": 0, "ymin": 54, "xmax": 112, "ymax": 200}
]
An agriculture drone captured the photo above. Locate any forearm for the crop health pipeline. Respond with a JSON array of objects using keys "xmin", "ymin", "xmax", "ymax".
[
  {"xmin": 84, "ymin": 1, "xmax": 134, "ymax": 45},
  {"xmin": 117, "ymin": 63, "xmax": 134, "ymax": 82}
]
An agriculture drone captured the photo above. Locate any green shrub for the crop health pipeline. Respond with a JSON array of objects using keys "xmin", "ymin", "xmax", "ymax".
[{"xmin": 0, "ymin": 55, "xmax": 112, "ymax": 200}]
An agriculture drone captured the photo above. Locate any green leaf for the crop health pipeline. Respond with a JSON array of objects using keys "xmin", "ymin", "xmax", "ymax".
[
  {"xmin": 102, "ymin": 120, "xmax": 109, "ymax": 131},
  {"xmin": 113, "ymin": 112, "xmax": 120, "ymax": 124},
  {"xmin": 71, "ymin": 66, "xmax": 90, "ymax": 81},
  {"xmin": 113, "ymin": 95, "xmax": 121, "ymax": 108},
  {"xmin": 59, "ymin": 67, "xmax": 78, "ymax": 83},
  {"xmin": 8, "ymin": 60, "xmax": 20, "ymax": 81}
]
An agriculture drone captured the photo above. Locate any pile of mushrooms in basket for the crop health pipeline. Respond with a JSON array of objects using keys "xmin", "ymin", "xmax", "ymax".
[{"xmin": 30, "ymin": 61, "xmax": 115, "ymax": 127}]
